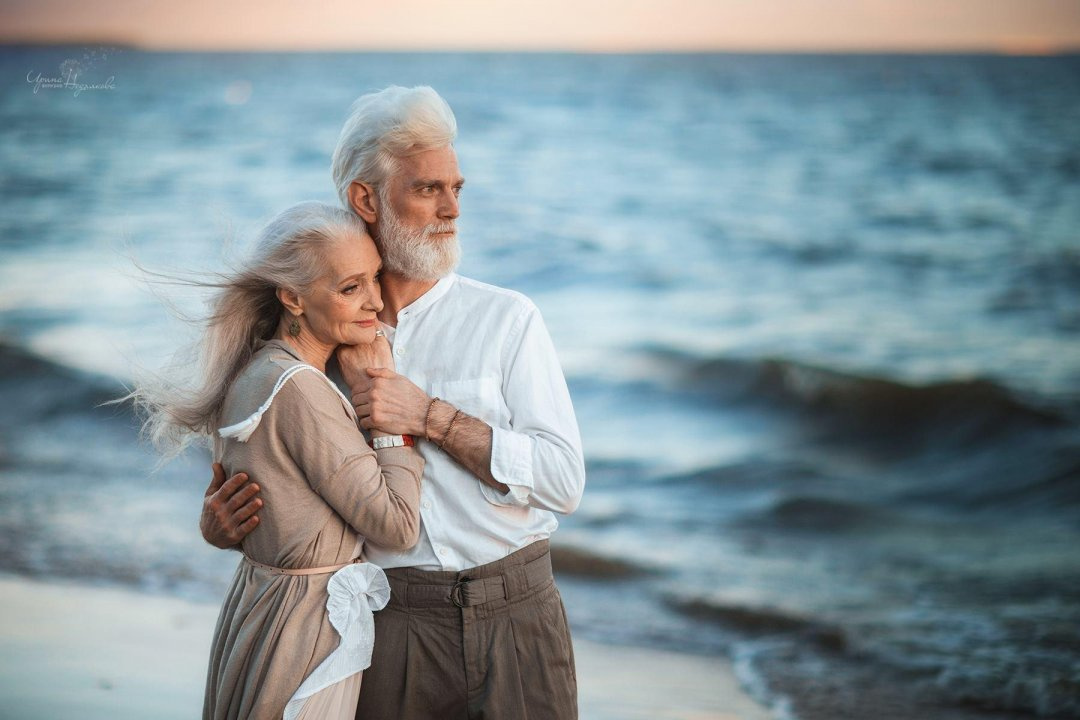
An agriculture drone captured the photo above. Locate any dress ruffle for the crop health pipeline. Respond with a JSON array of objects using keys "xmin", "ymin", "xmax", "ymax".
[{"xmin": 282, "ymin": 562, "xmax": 391, "ymax": 720}]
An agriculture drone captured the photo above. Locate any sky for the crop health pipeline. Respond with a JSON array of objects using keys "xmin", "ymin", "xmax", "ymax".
[{"xmin": 1, "ymin": 0, "xmax": 1079, "ymax": 53}]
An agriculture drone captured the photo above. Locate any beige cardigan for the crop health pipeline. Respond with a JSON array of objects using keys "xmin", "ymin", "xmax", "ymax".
[{"xmin": 203, "ymin": 339, "xmax": 424, "ymax": 720}]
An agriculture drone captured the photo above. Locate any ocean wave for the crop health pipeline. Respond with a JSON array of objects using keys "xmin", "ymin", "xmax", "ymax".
[
  {"xmin": 677, "ymin": 591, "xmax": 1080, "ymax": 718},
  {"xmin": 0, "ymin": 340, "xmax": 125, "ymax": 422},
  {"xmin": 550, "ymin": 544, "xmax": 652, "ymax": 580},
  {"xmin": 666, "ymin": 595, "xmax": 846, "ymax": 653},
  {"xmin": 661, "ymin": 459, "xmax": 828, "ymax": 486},
  {"xmin": 742, "ymin": 495, "xmax": 900, "ymax": 533},
  {"xmin": 576, "ymin": 347, "xmax": 1080, "ymax": 518},
  {"xmin": 897, "ymin": 441, "xmax": 1080, "ymax": 514},
  {"xmin": 649, "ymin": 347, "xmax": 1069, "ymax": 446},
  {"xmin": 658, "ymin": 447, "xmax": 1080, "ymax": 520},
  {"xmin": 933, "ymin": 639, "xmax": 1080, "ymax": 716}
]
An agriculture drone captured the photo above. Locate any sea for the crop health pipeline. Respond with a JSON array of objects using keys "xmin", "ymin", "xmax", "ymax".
[{"xmin": 1, "ymin": 48, "xmax": 1079, "ymax": 719}]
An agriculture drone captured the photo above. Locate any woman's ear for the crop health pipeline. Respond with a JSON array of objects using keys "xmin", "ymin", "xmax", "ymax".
[
  {"xmin": 348, "ymin": 181, "xmax": 379, "ymax": 224},
  {"xmin": 276, "ymin": 287, "xmax": 304, "ymax": 317}
]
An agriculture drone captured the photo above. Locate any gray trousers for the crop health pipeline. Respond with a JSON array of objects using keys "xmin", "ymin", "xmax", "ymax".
[{"xmin": 355, "ymin": 540, "xmax": 578, "ymax": 720}]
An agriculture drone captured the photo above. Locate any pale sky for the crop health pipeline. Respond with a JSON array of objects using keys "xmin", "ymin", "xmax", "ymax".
[{"xmin": 2, "ymin": 0, "xmax": 1079, "ymax": 53}]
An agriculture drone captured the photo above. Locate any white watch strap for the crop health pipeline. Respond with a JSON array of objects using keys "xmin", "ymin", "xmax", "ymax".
[{"xmin": 372, "ymin": 435, "xmax": 409, "ymax": 450}]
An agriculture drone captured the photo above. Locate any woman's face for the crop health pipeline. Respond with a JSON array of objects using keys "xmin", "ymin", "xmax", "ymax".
[{"xmin": 301, "ymin": 231, "xmax": 383, "ymax": 347}]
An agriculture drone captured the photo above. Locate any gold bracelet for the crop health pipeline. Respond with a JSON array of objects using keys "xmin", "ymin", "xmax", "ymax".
[
  {"xmin": 442, "ymin": 410, "xmax": 463, "ymax": 449},
  {"xmin": 424, "ymin": 397, "xmax": 441, "ymax": 441}
]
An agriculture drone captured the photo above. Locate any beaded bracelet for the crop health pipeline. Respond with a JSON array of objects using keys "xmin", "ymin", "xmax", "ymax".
[
  {"xmin": 424, "ymin": 397, "xmax": 441, "ymax": 441},
  {"xmin": 443, "ymin": 410, "xmax": 464, "ymax": 449}
]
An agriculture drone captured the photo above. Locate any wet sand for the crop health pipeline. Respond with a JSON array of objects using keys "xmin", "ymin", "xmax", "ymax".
[{"xmin": 0, "ymin": 574, "xmax": 774, "ymax": 720}]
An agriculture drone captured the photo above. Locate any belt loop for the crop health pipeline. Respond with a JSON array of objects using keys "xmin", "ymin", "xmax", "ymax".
[
  {"xmin": 504, "ymin": 565, "xmax": 528, "ymax": 597},
  {"xmin": 388, "ymin": 573, "xmax": 409, "ymax": 610}
]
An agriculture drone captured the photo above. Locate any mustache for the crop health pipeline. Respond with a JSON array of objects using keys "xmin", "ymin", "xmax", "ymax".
[{"xmin": 424, "ymin": 222, "xmax": 456, "ymax": 236}]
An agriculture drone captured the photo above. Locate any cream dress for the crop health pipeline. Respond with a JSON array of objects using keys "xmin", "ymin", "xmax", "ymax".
[{"xmin": 203, "ymin": 339, "xmax": 424, "ymax": 720}]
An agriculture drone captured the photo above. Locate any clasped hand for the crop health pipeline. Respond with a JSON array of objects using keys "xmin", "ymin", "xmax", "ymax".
[
  {"xmin": 350, "ymin": 368, "xmax": 430, "ymax": 436},
  {"xmin": 336, "ymin": 341, "xmax": 429, "ymax": 437}
]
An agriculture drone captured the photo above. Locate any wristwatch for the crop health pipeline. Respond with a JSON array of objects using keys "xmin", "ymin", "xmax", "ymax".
[{"xmin": 371, "ymin": 434, "xmax": 415, "ymax": 449}]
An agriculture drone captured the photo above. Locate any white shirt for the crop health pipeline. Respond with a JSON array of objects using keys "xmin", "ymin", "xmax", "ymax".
[{"xmin": 363, "ymin": 273, "xmax": 586, "ymax": 571}]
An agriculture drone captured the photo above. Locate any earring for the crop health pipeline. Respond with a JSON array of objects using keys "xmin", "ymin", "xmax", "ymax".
[{"xmin": 289, "ymin": 316, "xmax": 301, "ymax": 337}]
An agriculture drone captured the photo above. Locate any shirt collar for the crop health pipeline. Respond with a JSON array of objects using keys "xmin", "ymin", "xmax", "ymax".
[{"xmin": 396, "ymin": 273, "xmax": 458, "ymax": 320}]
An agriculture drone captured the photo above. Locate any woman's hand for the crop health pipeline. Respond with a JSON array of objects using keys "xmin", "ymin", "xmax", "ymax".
[{"xmin": 337, "ymin": 332, "xmax": 394, "ymax": 396}]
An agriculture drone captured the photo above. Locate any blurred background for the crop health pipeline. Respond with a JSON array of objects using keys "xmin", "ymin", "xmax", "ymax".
[{"xmin": 1, "ymin": 2, "xmax": 1079, "ymax": 719}]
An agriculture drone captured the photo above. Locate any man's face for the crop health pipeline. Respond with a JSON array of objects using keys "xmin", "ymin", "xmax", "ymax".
[{"xmin": 375, "ymin": 145, "xmax": 465, "ymax": 281}]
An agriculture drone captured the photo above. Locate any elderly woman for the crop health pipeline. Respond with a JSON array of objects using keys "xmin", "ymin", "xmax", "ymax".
[{"xmin": 135, "ymin": 201, "xmax": 423, "ymax": 720}]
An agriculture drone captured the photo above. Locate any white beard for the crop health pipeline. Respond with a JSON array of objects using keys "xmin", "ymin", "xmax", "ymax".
[{"xmin": 376, "ymin": 202, "xmax": 460, "ymax": 281}]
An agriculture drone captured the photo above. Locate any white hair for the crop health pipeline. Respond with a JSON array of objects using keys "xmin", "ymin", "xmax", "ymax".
[
  {"xmin": 331, "ymin": 85, "xmax": 458, "ymax": 209},
  {"xmin": 129, "ymin": 201, "xmax": 369, "ymax": 461}
]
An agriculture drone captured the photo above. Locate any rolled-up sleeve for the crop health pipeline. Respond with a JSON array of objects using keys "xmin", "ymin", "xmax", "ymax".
[{"xmin": 482, "ymin": 303, "xmax": 585, "ymax": 514}]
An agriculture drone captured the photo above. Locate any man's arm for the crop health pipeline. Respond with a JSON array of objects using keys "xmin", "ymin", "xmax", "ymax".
[
  {"xmin": 351, "ymin": 373, "xmax": 508, "ymax": 494},
  {"xmin": 351, "ymin": 304, "xmax": 585, "ymax": 513},
  {"xmin": 477, "ymin": 302, "xmax": 585, "ymax": 512},
  {"xmin": 200, "ymin": 462, "xmax": 262, "ymax": 549}
]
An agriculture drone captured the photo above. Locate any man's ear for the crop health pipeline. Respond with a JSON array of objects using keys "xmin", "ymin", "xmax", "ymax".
[
  {"xmin": 276, "ymin": 287, "xmax": 304, "ymax": 317},
  {"xmin": 348, "ymin": 181, "xmax": 379, "ymax": 224}
]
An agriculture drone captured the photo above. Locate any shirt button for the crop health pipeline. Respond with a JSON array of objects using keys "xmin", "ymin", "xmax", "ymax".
[
  {"xmin": 422, "ymin": 500, "xmax": 431, "ymax": 510},
  {"xmin": 395, "ymin": 347, "xmax": 405, "ymax": 356},
  {"xmin": 438, "ymin": 547, "xmax": 447, "ymax": 556}
]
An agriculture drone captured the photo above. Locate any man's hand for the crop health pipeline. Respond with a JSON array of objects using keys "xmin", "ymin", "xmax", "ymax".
[
  {"xmin": 337, "ymin": 335, "xmax": 394, "ymax": 392},
  {"xmin": 201, "ymin": 463, "xmax": 262, "ymax": 549},
  {"xmin": 352, "ymin": 367, "xmax": 430, "ymax": 436}
]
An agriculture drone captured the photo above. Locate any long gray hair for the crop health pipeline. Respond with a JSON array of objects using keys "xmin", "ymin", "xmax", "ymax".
[{"xmin": 131, "ymin": 201, "xmax": 368, "ymax": 461}]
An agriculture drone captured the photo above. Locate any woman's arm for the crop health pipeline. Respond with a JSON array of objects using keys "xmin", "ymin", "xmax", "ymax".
[
  {"xmin": 314, "ymin": 446, "xmax": 423, "ymax": 550},
  {"xmin": 274, "ymin": 369, "xmax": 424, "ymax": 551}
]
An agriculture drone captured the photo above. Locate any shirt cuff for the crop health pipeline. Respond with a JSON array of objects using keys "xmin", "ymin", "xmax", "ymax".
[{"xmin": 484, "ymin": 427, "xmax": 534, "ymax": 507}]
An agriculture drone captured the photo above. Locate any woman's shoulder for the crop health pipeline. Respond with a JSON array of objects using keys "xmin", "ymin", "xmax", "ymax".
[
  {"xmin": 253, "ymin": 342, "xmax": 353, "ymax": 416},
  {"xmin": 218, "ymin": 341, "xmax": 358, "ymax": 448},
  {"xmin": 221, "ymin": 340, "xmax": 328, "ymax": 423},
  {"xmin": 230, "ymin": 341, "xmax": 304, "ymax": 393}
]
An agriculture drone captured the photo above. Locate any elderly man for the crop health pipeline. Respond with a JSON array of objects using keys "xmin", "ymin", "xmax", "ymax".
[{"xmin": 201, "ymin": 86, "xmax": 585, "ymax": 719}]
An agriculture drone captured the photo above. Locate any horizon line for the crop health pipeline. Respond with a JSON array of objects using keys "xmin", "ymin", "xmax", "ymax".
[{"xmin": 3, "ymin": 38, "xmax": 1079, "ymax": 57}]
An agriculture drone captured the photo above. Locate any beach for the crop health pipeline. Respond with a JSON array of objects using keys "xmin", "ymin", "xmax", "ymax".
[{"xmin": 0, "ymin": 573, "xmax": 773, "ymax": 720}]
